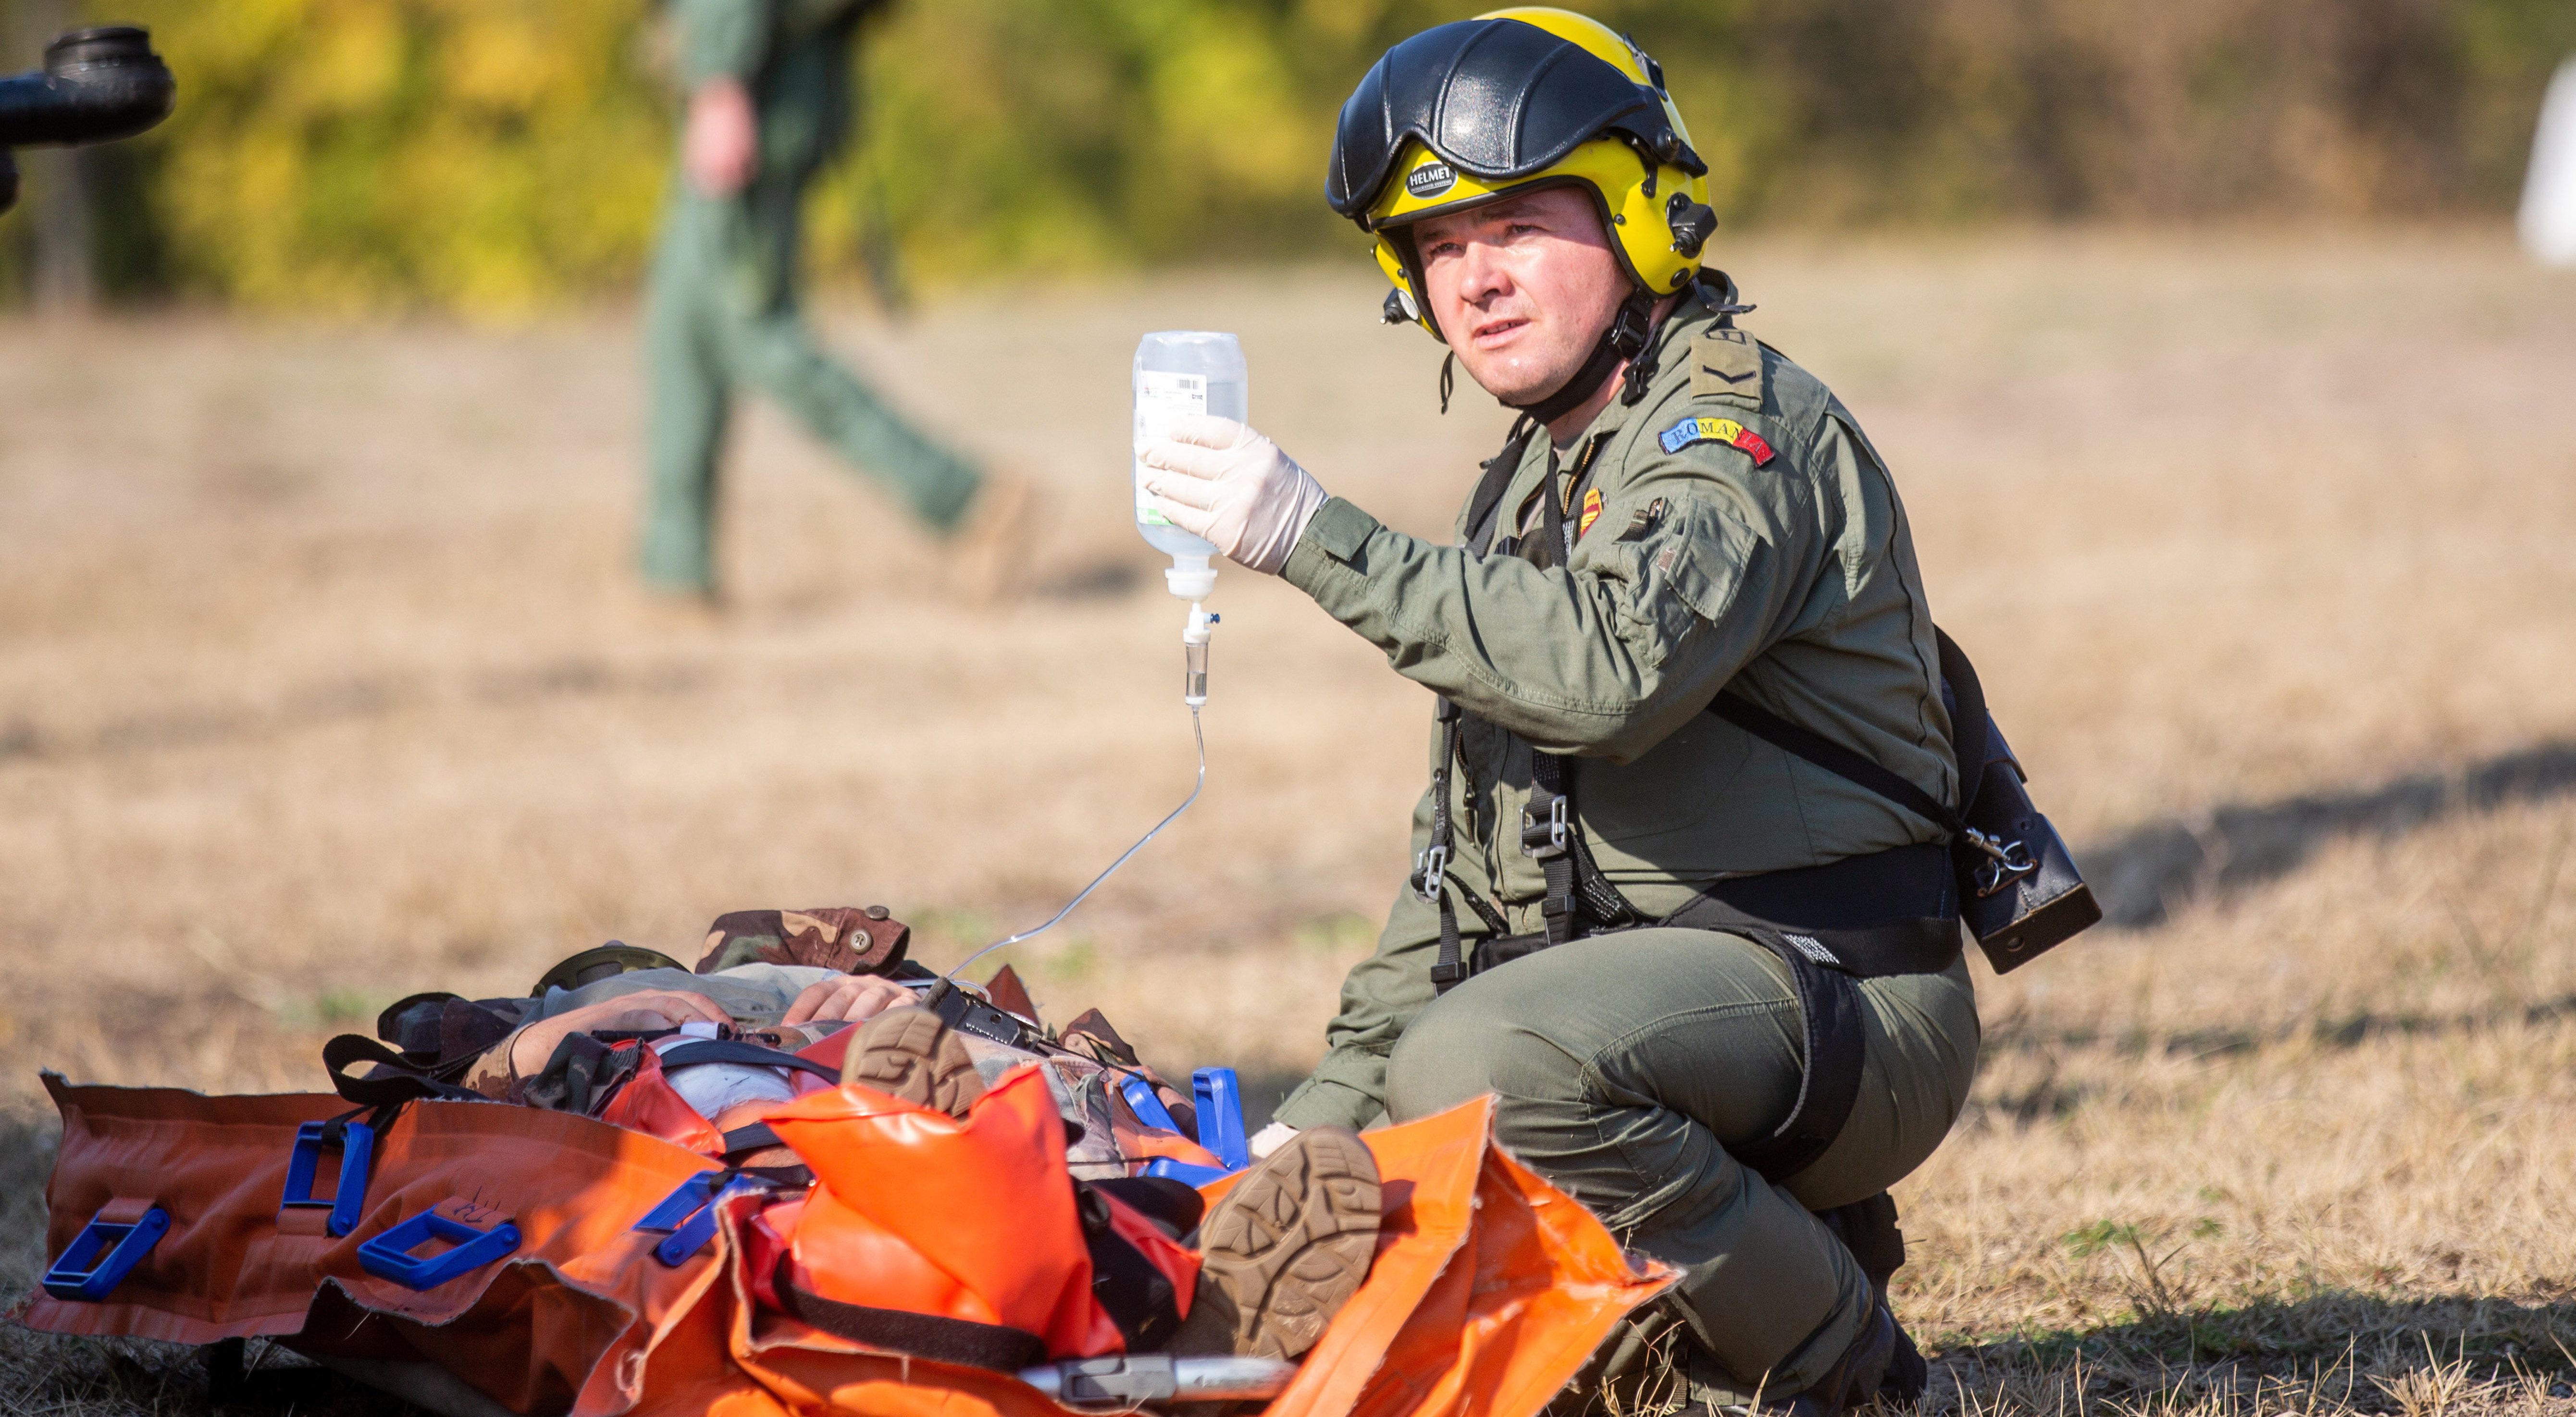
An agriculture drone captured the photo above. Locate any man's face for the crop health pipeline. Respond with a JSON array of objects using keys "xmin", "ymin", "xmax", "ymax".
[{"xmin": 1412, "ymin": 186, "xmax": 1630, "ymax": 406}]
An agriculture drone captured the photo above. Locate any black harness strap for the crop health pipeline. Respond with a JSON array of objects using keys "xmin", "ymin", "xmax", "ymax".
[
  {"xmin": 1461, "ymin": 415, "xmax": 1537, "ymax": 553},
  {"xmin": 1709, "ymin": 694, "xmax": 1962, "ymax": 837},
  {"xmin": 1423, "ymin": 417, "xmax": 1552, "ymax": 995},
  {"xmin": 1520, "ymin": 439, "xmax": 1642, "ymax": 947},
  {"xmin": 1424, "ymin": 695, "xmax": 1468, "ymax": 991},
  {"xmin": 772, "ymin": 1257, "xmax": 1049, "ymax": 1371},
  {"xmin": 1420, "ymin": 695, "xmax": 1510, "ymax": 994},
  {"xmin": 1933, "ymin": 627, "xmax": 1992, "ymax": 816},
  {"xmin": 1721, "ymin": 927, "xmax": 1869, "ymax": 1183},
  {"xmin": 1711, "ymin": 629, "xmax": 2002, "ymax": 843}
]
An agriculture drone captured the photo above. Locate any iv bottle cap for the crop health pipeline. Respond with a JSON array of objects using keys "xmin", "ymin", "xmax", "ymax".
[{"xmin": 1166, "ymin": 555, "xmax": 1217, "ymax": 601}]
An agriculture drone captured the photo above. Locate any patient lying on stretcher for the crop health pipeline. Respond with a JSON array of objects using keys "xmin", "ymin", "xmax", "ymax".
[
  {"xmin": 382, "ymin": 907, "xmax": 1383, "ymax": 1363},
  {"xmin": 455, "ymin": 964, "xmax": 912, "ymax": 1099}
]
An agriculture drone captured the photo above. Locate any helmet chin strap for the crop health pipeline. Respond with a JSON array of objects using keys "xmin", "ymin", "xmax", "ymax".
[{"xmin": 1501, "ymin": 288, "xmax": 1660, "ymax": 427}]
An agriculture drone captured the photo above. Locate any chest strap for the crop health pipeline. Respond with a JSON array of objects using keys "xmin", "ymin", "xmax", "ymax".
[{"xmin": 1418, "ymin": 696, "xmax": 1508, "ymax": 993}]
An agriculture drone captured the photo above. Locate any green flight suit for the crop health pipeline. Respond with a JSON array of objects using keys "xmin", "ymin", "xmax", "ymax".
[
  {"xmin": 642, "ymin": 0, "xmax": 981, "ymax": 594},
  {"xmin": 1269, "ymin": 284, "xmax": 1981, "ymax": 1396}
]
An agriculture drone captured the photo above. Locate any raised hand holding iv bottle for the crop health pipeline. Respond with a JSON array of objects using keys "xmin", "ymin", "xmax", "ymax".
[
  {"xmin": 1135, "ymin": 331, "xmax": 1241, "ymax": 703},
  {"xmin": 938, "ymin": 334, "xmax": 1239, "ymax": 987}
]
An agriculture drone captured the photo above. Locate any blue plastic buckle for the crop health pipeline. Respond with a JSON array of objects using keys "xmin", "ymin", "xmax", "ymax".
[
  {"xmin": 1126, "ymin": 1068, "xmax": 1251, "ymax": 1184},
  {"xmin": 1119, "ymin": 1076, "xmax": 1181, "ymax": 1133},
  {"xmin": 1140, "ymin": 1157, "xmax": 1236, "ymax": 1187},
  {"xmin": 632, "ymin": 1171, "xmax": 752, "ymax": 1267},
  {"xmin": 42, "ymin": 1205, "xmax": 169, "ymax": 1301},
  {"xmin": 1192, "ymin": 1067, "xmax": 1250, "ymax": 1171},
  {"xmin": 280, "ymin": 1120, "xmax": 374, "ymax": 1238},
  {"xmin": 357, "ymin": 1208, "xmax": 520, "ymax": 1290}
]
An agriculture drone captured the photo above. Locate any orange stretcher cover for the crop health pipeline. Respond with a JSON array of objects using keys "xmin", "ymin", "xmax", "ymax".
[{"xmin": 16, "ymin": 1074, "xmax": 1670, "ymax": 1417}]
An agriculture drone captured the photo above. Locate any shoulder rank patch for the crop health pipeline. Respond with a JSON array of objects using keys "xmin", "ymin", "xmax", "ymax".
[
  {"xmin": 1691, "ymin": 326, "xmax": 1768, "ymax": 407},
  {"xmin": 1578, "ymin": 486, "xmax": 1604, "ymax": 536},
  {"xmin": 1658, "ymin": 415, "xmax": 1776, "ymax": 466}
]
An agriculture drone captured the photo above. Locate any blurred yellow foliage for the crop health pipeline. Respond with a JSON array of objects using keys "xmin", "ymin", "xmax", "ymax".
[
  {"xmin": 25, "ymin": 0, "xmax": 2576, "ymax": 313},
  {"xmin": 84, "ymin": 0, "xmax": 668, "ymax": 314}
]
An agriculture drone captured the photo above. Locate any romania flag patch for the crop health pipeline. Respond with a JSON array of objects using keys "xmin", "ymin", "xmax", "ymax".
[{"xmin": 1658, "ymin": 415, "xmax": 1776, "ymax": 466}]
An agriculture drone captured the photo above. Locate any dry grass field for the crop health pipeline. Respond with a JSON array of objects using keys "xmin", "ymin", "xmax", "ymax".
[{"xmin": 3, "ymin": 228, "xmax": 2574, "ymax": 1415}]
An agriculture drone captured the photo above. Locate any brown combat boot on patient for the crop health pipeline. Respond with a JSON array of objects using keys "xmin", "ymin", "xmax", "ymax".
[
  {"xmin": 1171, "ymin": 1126, "xmax": 1381, "ymax": 1359},
  {"xmin": 840, "ymin": 1006, "xmax": 987, "ymax": 1118}
]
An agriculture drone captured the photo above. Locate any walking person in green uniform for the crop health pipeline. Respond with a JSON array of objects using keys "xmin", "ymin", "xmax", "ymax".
[
  {"xmin": 644, "ymin": 0, "xmax": 1029, "ymax": 603},
  {"xmin": 1139, "ymin": 11, "xmax": 1988, "ymax": 1413}
]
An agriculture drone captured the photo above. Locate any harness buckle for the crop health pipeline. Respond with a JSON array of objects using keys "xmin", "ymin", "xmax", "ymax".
[
  {"xmin": 1521, "ymin": 795, "xmax": 1569, "ymax": 860},
  {"xmin": 1964, "ymin": 828, "xmax": 2038, "ymax": 898},
  {"xmin": 1412, "ymin": 844, "xmax": 1449, "ymax": 903}
]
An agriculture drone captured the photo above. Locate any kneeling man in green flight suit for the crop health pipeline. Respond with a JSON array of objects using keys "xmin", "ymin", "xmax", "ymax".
[{"xmin": 1138, "ymin": 11, "xmax": 1978, "ymax": 1415}]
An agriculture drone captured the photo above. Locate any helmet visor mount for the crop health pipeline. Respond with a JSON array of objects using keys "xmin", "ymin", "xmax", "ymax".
[{"xmin": 1326, "ymin": 17, "xmax": 1701, "ymax": 228}]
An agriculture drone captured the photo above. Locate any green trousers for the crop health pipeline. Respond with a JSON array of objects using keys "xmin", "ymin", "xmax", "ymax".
[
  {"xmin": 1383, "ymin": 929, "xmax": 1979, "ymax": 1395},
  {"xmin": 641, "ymin": 173, "xmax": 981, "ymax": 593}
]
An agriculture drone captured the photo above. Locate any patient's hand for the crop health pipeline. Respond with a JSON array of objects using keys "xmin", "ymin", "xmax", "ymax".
[
  {"xmin": 507, "ymin": 988, "xmax": 732, "ymax": 1078},
  {"xmin": 783, "ymin": 973, "xmax": 912, "ymax": 1025}
]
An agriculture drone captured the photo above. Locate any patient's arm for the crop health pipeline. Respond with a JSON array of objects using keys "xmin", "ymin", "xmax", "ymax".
[
  {"xmin": 456, "ymin": 988, "xmax": 734, "ymax": 1097},
  {"xmin": 460, "ymin": 977, "xmax": 914, "ymax": 1098},
  {"xmin": 781, "ymin": 973, "xmax": 912, "ymax": 1026}
]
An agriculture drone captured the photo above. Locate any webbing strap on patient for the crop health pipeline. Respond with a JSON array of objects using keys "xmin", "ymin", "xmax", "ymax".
[
  {"xmin": 322, "ymin": 1034, "xmax": 485, "ymax": 1109},
  {"xmin": 771, "ymin": 1257, "xmax": 1049, "ymax": 1371}
]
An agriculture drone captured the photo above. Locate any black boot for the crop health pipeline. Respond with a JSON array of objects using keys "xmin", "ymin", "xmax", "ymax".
[
  {"xmin": 1880, "ymin": 1311, "xmax": 1929, "ymax": 1405},
  {"xmin": 1763, "ymin": 1302, "xmax": 1895, "ymax": 1417}
]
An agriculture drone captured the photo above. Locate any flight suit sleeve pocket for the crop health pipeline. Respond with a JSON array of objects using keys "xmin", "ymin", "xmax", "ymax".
[{"xmin": 1608, "ymin": 493, "xmax": 1748, "ymax": 669}]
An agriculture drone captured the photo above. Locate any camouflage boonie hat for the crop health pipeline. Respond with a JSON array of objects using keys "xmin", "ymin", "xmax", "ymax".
[{"xmin": 694, "ymin": 906, "xmax": 910, "ymax": 976}]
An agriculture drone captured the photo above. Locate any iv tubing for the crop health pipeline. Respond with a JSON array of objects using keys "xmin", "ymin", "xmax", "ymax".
[{"xmin": 944, "ymin": 704, "xmax": 1206, "ymax": 983}]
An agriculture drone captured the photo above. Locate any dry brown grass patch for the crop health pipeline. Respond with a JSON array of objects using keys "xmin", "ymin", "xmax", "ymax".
[{"xmin": 4, "ymin": 230, "xmax": 2573, "ymax": 1413}]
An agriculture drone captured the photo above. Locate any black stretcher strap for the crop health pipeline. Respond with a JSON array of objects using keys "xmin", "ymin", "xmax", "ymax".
[
  {"xmin": 719, "ymin": 1123, "xmax": 786, "ymax": 1159},
  {"xmin": 322, "ymin": 1034, "xmax": 487, "ymax": 1108},
  {"xmin": 772, "ymin": 1257, "xmax": 1048, "ymax": 1371},
  {"xmin": 653, "ymin": 1039, "xmax": 843, "ymax": 1084},
  {"xmin": 1074, "ymin": 1184, "xmax": 1185, "ymax": 1350}
]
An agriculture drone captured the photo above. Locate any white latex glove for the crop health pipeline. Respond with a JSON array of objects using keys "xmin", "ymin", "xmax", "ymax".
[
  {"xmin": 1248, "ymin": 1121, "xmax": 1299, "ymax": 1159},
  {"xmin": 1139, "ymin": 415, "xmax": 1329, "ymax": 576}
]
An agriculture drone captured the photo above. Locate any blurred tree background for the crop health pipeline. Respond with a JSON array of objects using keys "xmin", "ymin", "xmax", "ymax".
[{"xmin": 4, "ymin": 0, "xmax": 2574, "ymax": 315}]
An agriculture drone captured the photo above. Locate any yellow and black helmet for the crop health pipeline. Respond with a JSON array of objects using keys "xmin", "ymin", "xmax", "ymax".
[{"xmin": 1325, "ymin": 8, "xmax": 1717, "ymax": 341}]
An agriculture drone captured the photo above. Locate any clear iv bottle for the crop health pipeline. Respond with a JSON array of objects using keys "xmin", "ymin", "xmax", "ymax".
[{"xmin": 1134, "ymin": 331, "xmax": 1246, "ymax": 596}]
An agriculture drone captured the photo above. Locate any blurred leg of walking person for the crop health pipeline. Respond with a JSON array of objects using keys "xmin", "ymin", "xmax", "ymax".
[{"xmin": 641, "ymin": 1, "xmax": 1024, "ymax": 604}]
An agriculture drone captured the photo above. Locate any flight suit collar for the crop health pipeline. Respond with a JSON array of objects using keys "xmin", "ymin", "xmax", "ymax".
[
  {"xmin": 1569, "ymin": 290, "xmax": 1719, "ymax": 446},
  {"xmin": 1490, "ymin": 291, "xmax": 1722, "ymax": 552}
]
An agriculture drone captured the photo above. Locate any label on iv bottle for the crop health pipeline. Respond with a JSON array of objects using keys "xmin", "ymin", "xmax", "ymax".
[{"xmin": 1134, "ymin": 370, "xmax": 1206, "ymax": 525}]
